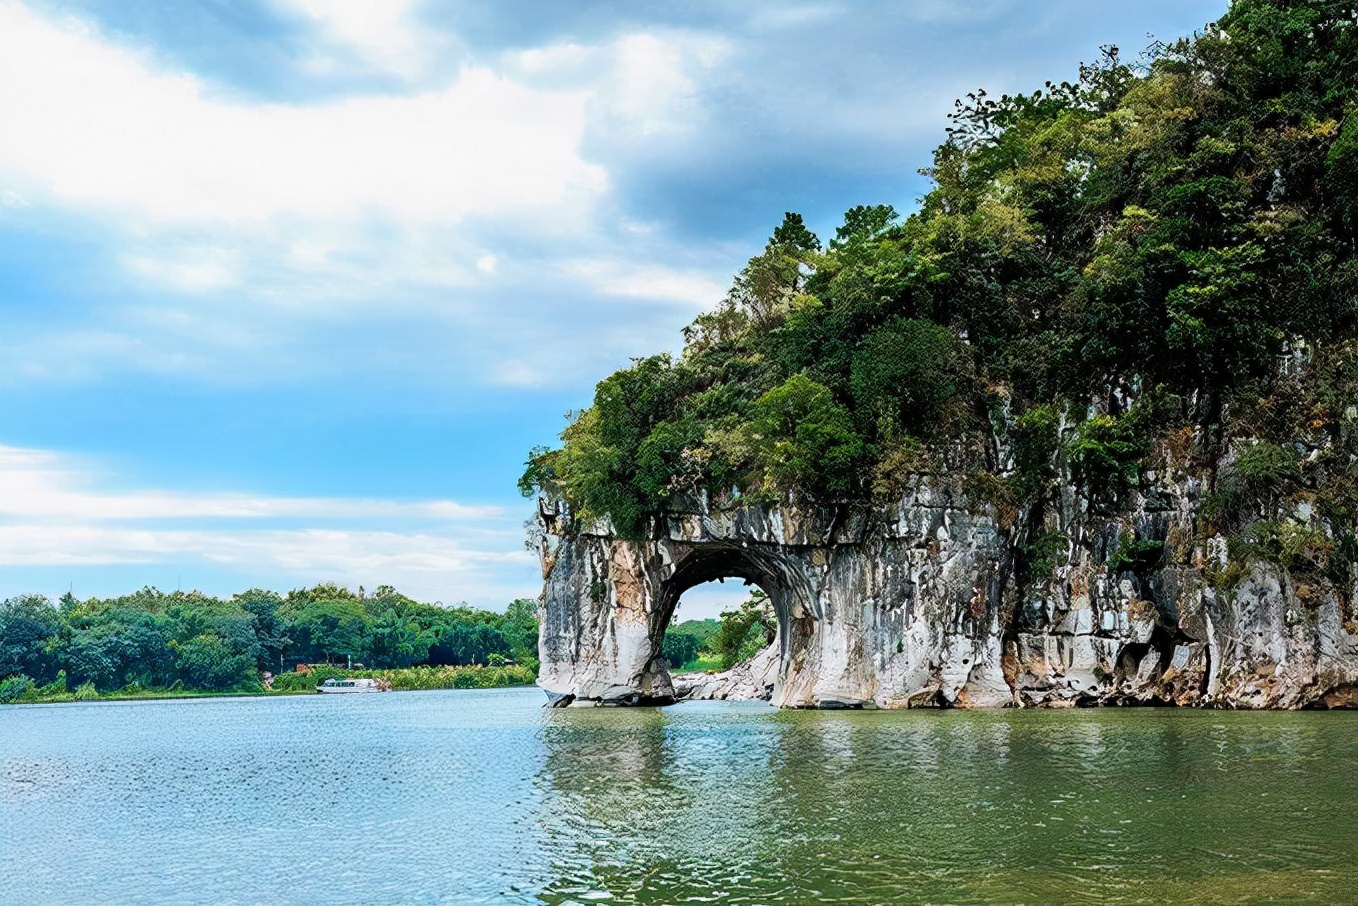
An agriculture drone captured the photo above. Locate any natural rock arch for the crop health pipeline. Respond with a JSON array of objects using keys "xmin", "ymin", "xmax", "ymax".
[
  {"xmin": 652, "ymin": 545, "xmax": 823, "ymax": 704},
  {"xmin": 533, "ymin": 488, "xmax": 1013, "ymax": 709},
  {"xmin": 533, "ymin": 483, "xmax": 1358, "ymax": 709}
]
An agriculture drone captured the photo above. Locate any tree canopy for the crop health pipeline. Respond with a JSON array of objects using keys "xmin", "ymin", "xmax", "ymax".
[
  {"xmin": 0, "ymin": 586, "xmax": 539, "ymax": 696},
  {"xmin": 522, "ymin": 1, "xmax": 1357, "ymax": 575}
]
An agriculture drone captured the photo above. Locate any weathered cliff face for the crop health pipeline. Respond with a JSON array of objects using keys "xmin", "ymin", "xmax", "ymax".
[{"xmin": 535, "ymin": 473, "xmax": 1358, "ymax": 709}]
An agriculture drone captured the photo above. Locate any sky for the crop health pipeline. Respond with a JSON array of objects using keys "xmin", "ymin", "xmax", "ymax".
[{"xmin": 0, "ymin": 0, "xmax": 1227, "ymax": 618}]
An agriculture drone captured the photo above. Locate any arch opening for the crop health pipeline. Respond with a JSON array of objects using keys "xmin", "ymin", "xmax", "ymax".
[
  {"xmin": 661, "ymin": 578, "xmax": 773, "ymax": 675},
  {"xmin": 647, "ymin": 545, "xmax": 803, "ymax": 702}
]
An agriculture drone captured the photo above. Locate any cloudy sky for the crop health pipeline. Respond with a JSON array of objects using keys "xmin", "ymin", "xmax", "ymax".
[{"xmin": 0, "ymin": 0, "xmax": 1225, "ymax": 615}]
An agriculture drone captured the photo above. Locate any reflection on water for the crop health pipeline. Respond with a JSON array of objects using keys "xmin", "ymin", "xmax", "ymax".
[
  {"xmin": 3, "ymin": 690, "xmax": 1354, "ymax": 905},
  {"xmin": 531, "ymin": 702, "xmax": 1357, "ymax": 905}
]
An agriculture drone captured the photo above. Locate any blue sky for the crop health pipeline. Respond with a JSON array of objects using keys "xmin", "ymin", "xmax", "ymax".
[{"xmin": 0, "ymin": 0, "xmax": 1226, "ymax": 617}]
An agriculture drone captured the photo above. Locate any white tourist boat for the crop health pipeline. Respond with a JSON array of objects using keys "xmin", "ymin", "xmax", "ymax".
[{"xmin": 316, "ymin": 677, "xmax": 388, "ymax": 694}]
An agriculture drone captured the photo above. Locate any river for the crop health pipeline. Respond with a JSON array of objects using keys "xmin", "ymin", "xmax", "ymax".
[{"xmin": 2, "ymin": 688, "xmax": 1354, "ymax": 904}]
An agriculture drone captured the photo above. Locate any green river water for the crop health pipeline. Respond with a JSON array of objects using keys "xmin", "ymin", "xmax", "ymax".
[{"xmin": 2, "ymin": 687, "xmax": 1354, "ymax": 904}]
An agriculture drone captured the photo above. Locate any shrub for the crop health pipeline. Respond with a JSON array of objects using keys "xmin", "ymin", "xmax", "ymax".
[
  {"xmin": 661, "ymin": 630, "xmax": 703, "ymax": 668},
  {"xmin": 1069, "ymin": 413, "xmax": 1150, "ymax": 498},
  {"xmin": 712, "ymin": 592, "xmax": 777, "ymax": 670},
  {"xmin": 850, "ymin": 318, "xmax": 969, "ymax": 437},
  {"xmin": 269, "ymin": 664, "xmax": 535, "ymax": 694},
  {"xmin": 173, "ymin": 632, "xmax": 258, "ymax": 690},
  {"xmin": 1107, "ymin": 530, "xmax": 1165, "ymax": 575},
  {"xmin": 1206, "ymin": 442, "xmax": 1301, "ymax": 529},
  {"xmin": 35, "ymin": 671, "xmax": 68, "ymax": 699},
  {"xmin": 0, "ymin": 674, "xmax": 34, "ymax": 703},
  {"xmin": 1011, "ymin": 406, "xmax": 1059, "ymax": 498},
  {"xmin": 749, "ymin": 374, "xmax": 866, "ymax": 496},
  {"xmin": 0, "ymin": 594, "xmax": 64, "ymax": 684},
  {"xmin": 269, "ymin": 665, "xmax": 344, "ymax": 692},
  {"xmin": 1326, "ymin": 105, "xmax": 1358, "ymax": 235},
  {"xmin": 1021, "ymin": 531, "xmax": 1070, "ymax": 583},
  {"xmin": 1228, "ymin": 520, "xmax": 1335, "ymax": 576}
]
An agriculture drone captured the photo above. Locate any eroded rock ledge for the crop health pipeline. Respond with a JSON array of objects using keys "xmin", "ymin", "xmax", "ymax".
[{"xmin": 534, "ymin": 484, "xmax": 1357, "ymax": 709}]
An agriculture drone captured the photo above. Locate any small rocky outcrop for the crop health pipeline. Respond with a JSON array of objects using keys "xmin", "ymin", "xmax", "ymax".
[
  {"xmin": 534, "ymin": 466, "xmax": 1358, "ymax": 709},
  {"xmin": 671, "ymin": 641, "xmax": 781, "ymax": 703}
]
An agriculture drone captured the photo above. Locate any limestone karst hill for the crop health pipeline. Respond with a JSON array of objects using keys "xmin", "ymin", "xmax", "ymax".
[{"xmin": 523, "ymin": 0, "xmax": 1358, "ymax": 708}]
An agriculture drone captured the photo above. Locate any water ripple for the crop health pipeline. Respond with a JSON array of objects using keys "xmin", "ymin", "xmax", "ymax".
[{"xmin": 2, "ymin": 692, "xmax": 1355, "ymax": 904}]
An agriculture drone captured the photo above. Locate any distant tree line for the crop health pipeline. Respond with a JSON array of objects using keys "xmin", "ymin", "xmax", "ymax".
[
  {"xmin": 662, "ymin": 590, "xmax": 778, "ymax": 672},
  {"xmin": 0, "ymin": 584, "xmax": 538, "ymax": 699}
]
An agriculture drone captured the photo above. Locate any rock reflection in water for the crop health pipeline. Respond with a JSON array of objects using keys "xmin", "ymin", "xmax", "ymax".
[
  {"xmin": 528, "ymin": 702, "xmax": 1357, "ymax": 905},
  {"xmin": 532, "ymin": 701, "xmax": 785, "ymax": 904},
  {"xmin": 3, "ymin": 690, "xmax": 1354, "ymax": 905}
]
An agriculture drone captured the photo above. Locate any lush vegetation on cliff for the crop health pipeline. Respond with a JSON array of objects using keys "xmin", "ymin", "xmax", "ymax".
[
  {"xmin": 0, "ymin": 585, "xmax": 538, "ymax": 702},
  {"xmin": 522, "ymin": 0, "xmax": 1356, "ymax": 594}
]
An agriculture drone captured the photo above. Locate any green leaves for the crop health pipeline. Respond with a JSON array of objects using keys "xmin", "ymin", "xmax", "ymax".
[
  {"xmin": 850, "ymin": 318, "xmax": 967, "ymax": 439},
  {"xmin": 0, "ymin": 582, "xmax": 541, "ymax": 697},
  {"xmin": 0, "ymin": 594, "xmax": 65, "ymax": 685},
  {"xmin": 711, "ymin": 591, "xmax": 777, "ymax": 670},
  {"xmin": 750, "ymin": 374, "xmax": 866, "ymax": 496},
  {"xmin": 634, "ymin": 417, "xmax": 704, "ymax": 501},
  {"xmin": 1325, "ymin": 106, "xmax": 1358, "ymax": 234},
  {"xmin": 174, "ymin": 632, "xmax": 257, "ymax": 690},
  {"xmin": 831, "ymin": 205, "xmax": 899, "ymax": 250},
  {"xmin": 526, "ymin": 0, "xmax": 1355, "ymax": 541},
  {"xmin": 1205, "ymin": 441, "xmax": 1302, "ymax": 529},
  {"xmin": 1106, "ymin": 530, "xmax": 1165, "ymax": 576},
  {"xmin": 771, "ymin": 211, "xmax": 822, "ymax": 253},
  {"xmin": 1068, "ymin": 414, "xmax": 1150, "ymax": 498}
]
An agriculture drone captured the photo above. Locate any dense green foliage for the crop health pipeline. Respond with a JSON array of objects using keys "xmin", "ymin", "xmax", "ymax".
[
  {"xmin": 708, "ymin": 591, "xmax": 778, "ymax": 669},
  {"xmin": 522, "ymin": 2, "xmax": 1357, "ymax": 596},
  {"xmin": 0, "ymin": 585, "xmax": 539, "ymax": 700},
  {"xmin": 661, "ymin": 592, "xmax": 778, "ymax": 672},
  {"xmin": 661, "ymin": 620, "xmax": 711, "ymax": 669}
]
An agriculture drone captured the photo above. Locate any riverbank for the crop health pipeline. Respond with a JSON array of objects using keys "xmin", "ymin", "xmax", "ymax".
[
  {"xmin": 271, "ymin": 663, "xmax": 537, "ymax": 693},
  {"xmin": 0, "ymin": 663, "xmax": 537, "ymax": 705}
]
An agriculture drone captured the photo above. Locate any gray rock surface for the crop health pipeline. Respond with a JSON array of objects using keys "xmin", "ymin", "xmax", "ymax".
[{"xmin": 534, "ymin": 476, "xmax": 1358, "ymax": 709}]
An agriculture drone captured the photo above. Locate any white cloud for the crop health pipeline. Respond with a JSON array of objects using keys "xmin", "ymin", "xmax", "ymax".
[
  {"xmin": 281, "ymin": 0, "xmax": 432, "ymax": 80},
  {"xmin": 746, "ymin": 4, "xmax": 845, "ymax": 31},
  {"xmin": 0, "ymin": 524, "xmax": 534, "ymax": 605},
  {"xmin": 560, "ymin": 259, "xmax": 726, "ymax": 307},
  {"xmin": 0, "ymin": 445, "xmax": 500, "ymax": 522},
  {"xmin": 513, "ymin": 31, "xmax": 730, "ymax": 139},
  {"xmin": 517, "ymin": 42, "xmax": 593, "ymax": 75},
  {"xmin": 123, "ymin": 248, "xmax": 242, "ymax": 293},
  {"xmin": 0, "ymin": 2, "xmax": 606, "ymax": 229},
  {"xmin": 0, "ymin": 3, "xmax": 744, "ymax": 395},
  {"xmin": 0, "ymin": 524, "xmax": 521, "ymax": 569},
  {"xmin": 609, "ymin": 34, "xmax": 706, "ymax": 135},
  {"xmin": 491, "ymin": 358, "xmax": 548, "ymax": 388},
  {"xmin": 0, "ymin": 445, "xmax": 536, "ymax": 605}
]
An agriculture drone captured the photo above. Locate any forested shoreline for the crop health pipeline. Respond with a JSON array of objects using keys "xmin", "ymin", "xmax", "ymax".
[
  {"xmin": 661, "ymin": 591, "xmax": 778, "ymax": 674},
  {"xmin": 1, "ymin": 580, "xmax": 805, "ymax": 704},
  {"xmin": 0, "ymin": 584, "xmax": 539, "ymax": 703}
]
